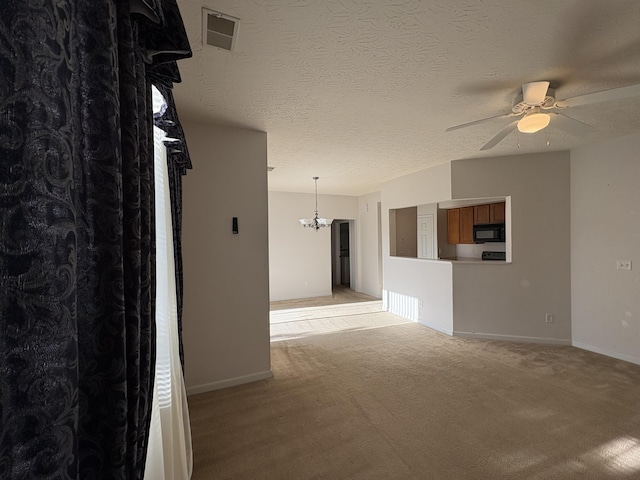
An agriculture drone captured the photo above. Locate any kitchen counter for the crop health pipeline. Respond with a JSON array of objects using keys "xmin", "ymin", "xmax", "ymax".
[
  {"xmin": 392, "ymin": 256, "xmax": 509, "ymax": 264},
  {"xmin": 440, "ymin": 256, "xmax": 508, "ymax": 264}
]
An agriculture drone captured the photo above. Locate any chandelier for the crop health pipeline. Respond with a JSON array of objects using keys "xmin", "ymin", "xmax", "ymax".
[{"xmin": 299, "ymin": 177, "xmax": 333, "ymax": 231}]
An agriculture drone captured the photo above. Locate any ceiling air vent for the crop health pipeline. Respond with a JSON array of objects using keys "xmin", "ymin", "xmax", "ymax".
[{"xmin": 202, "ymin": 8, "xmax": 240, "ymax": 51}]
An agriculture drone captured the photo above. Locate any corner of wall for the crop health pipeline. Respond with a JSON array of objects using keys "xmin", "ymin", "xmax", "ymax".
[
  {"xmin": 181, "ymin": 121, "xmax": 271, "ymax": 392},
  {"xmin": 570, "ymin": 133, "xmax": 640, "ymax": 365}
]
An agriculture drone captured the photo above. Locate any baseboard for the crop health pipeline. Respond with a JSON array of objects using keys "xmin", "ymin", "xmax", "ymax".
[
  {"xmin": 271, "ymin": 291, "xmax": 331, "ymax": 302},
  {"xmin": 186, "ymin": 370, "xmax": 273, "ymax": 396},
  {"xmin": 418, "ymin": 320, "xmax": 453, "ymax": 336},
  {"xmin": 572, "ymin": 341, "xmax": 640, "ymax": 366},
  {"xmin": 453, "ymin": 331, "xmax": 571, "ymax": 345}
]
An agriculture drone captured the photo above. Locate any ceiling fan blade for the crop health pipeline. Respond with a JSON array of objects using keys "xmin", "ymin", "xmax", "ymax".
[
  {"xmin": 556, "ymin": 83, "xmax": 640, "ymax": 108},
  {"xmin": 550, "ymin": 113, "xmax": 595, "ymax": 136},
  {"xmin": 446, "ymin": 113, "xmax": 514, "ymax": 132},
  {"xmin": 480, "ymin": 120, "xmax": 518, "ymax": 151}
]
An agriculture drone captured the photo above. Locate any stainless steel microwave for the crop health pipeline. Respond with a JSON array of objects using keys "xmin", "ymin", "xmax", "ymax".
[{"xmin": 473, "ymin": 224, "xmax": 505, "ymax": 243}]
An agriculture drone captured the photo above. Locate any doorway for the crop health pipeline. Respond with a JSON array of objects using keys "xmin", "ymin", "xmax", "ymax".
[{"xmin": 331, "ymin": 220, "xmax": 355, "ymax": 290}]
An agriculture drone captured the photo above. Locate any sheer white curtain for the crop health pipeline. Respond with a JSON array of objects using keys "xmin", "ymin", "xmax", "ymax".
[{"xmin": 145, "ymin": 87, "xmax": 193, "ymax": 479}]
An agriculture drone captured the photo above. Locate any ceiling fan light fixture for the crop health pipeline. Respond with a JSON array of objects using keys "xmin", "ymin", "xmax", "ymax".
[{"xmin": 517, "ymin": 112, "xmax": 551, "ymax": 133}]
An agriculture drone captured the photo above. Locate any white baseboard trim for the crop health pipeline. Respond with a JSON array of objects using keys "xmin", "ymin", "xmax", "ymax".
[
  {"xmin": 453, "ymin": 331, "xmax": 571, "ymax": 345},
  {"xmin": 572, "ymin": 341, "xmax": 640, "ymax": 366},
  {"xmin": 186, "ymin": 370, "xmax": 273, "ymax": 396},
  {"xmin": 418, "ymin": 320, "xmax": 453, "ymax": 336},
  {"xmin": 271, "ymin": 291, "xmax": 331, "ymax": 302}
]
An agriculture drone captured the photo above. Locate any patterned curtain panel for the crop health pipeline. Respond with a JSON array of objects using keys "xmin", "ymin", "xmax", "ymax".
[{"xmin": 0, "ymin": 1, "xmax": 191, "ymax": 479}]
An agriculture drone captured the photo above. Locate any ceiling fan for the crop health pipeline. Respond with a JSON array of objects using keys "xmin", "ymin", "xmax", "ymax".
[{"xmin": 446, "ymin": 81, "xmax": 640, "ymax": 150}]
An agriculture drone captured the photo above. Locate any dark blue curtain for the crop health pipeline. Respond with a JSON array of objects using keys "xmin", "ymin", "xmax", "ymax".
[{"xmin": 0, "ymin": 1, "xmax": 191, "ymax": 478}]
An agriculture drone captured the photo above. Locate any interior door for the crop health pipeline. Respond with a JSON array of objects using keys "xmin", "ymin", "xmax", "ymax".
[{"xmin": 418, "ymin": 214, "xmax": 435, "ymax": 259}]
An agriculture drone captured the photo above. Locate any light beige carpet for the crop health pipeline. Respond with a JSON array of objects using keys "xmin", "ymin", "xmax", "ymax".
[{"xmin": 188, "ymin": 311, "xmax": 640, "ymax": 480}]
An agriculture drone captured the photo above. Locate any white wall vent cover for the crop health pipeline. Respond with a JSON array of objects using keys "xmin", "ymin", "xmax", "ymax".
[{"xmin": 202, "ymin": 8, "xmax": 240, "ymax": 51}]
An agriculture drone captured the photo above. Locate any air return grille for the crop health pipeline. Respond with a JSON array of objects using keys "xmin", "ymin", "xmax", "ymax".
[{"xmin": 202, "ymin": 9, "xmax": 239, "ymax": 51}]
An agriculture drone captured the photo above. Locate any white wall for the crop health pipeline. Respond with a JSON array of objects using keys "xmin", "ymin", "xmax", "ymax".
[
  {"xmin": 450, "ymin": 151, "xmax": 571, "ymax": 343},
  {"xmin": 181, "ymin": 122, "xmax": 271, "ymax": 394},
  {"xmin": 385, "ymin": 258, "xmax": 454, "ymax": 334},
  {"xmin": 357, "ymin": 191, "xmax": 382, "ymax": 298},
  {"xmin": 268, "ymin": 191, "xmax": 358, "ymax": 301},
  {"xmin": 382, "ymin": 162, "xmax": 453, "ymax": 333},
  {"xmin": 571, "ymin": 133, "xmax": 640, "ymax": 364},
  {"xmin": 382, "ymin": 162, "xmax": 452, "ymax": 209}
]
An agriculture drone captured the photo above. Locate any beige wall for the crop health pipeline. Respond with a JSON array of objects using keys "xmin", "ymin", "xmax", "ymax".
[
  {"xmin": 571, "ymin": 133, "xmax": 640, "ymax": 364},
  {"xmin": 394, "ymin": 206, "xmax": 418, "ymax": 257},
  {"xmin": 181, "ymin": 121, "xmax": 271, "ymax": 394},
  {"xmin": 451, "ymin": 151, "xmax": 571, "ymax": 343},
  {"xmin": 381, "ymin": 152, "xmax": 572, "ymax": 343}
]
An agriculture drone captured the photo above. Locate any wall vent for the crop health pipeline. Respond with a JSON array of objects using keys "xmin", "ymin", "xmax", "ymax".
[{"xmin": 202, "ymin": 8, "xmax": 240, "ymax": 51}]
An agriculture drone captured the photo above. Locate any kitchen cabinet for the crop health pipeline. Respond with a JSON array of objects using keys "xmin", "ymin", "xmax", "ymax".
[
  {"xmin": 447, "ymin": 209, "xmax": 460, "ymax": 244},
  {"xmin": 474, "ymin": 204, "xmax": 490, "ymax": 224},
  {"xmin": 448, "ymin": 202, "xmax": 505, "ymax": 244},
  {"xmin": 460, "ymin": 207, "xmax": 474, "ymax": 244},
  {"xmin": 447, "ymin": 207, "xmax": 474, "ymax": 244},
  {"xmin": 473, "ymin": 202, "xmax": 506, "ymax": 225},
  {"xmin": 491, "ymin": 202, "xmax": 505, "ymax": 223}
]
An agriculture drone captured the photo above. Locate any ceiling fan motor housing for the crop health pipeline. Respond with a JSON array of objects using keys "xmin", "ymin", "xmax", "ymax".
[
  {"xmin": 512, "ymin": 88, "xmax": 556, "ymax": 114},
  {"xmin": 523, "ymin": 81, "xmax": 550, "ymax": 104}
]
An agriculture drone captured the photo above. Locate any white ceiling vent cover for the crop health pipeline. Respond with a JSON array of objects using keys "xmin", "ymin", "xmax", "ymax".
[{"xmin": 202, "ymin": 8, "xmax": 239, "ymax": 51}]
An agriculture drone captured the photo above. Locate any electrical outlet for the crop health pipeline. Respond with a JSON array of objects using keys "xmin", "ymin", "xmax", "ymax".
[
  {"xmin": 616, "ymin": 260, "xmax": 632, "ymax": 271},
  {"xmin": 545, "ymin": 313, "xmax": 554, "ymax": 323}
]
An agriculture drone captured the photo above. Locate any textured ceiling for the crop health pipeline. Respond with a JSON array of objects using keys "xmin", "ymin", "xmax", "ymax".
[{"xmin": 173, "ymin": 0, "xmax": 640, "ymax": 195}]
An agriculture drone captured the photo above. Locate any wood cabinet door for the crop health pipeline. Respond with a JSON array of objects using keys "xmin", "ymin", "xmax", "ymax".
[
  {"xmin": 491, "ymin": 202, "xmax": 506, "ymax": 223},
  {"xmin": 447, "ymin": 208, "xmax": 460, "ymax": 244},
  {"xmin": 460, "ymin": 206, "xmax": 474, "ymax": 244},
  {"xmin": 474, "ymin": 204, "xmax": 490, "ymax": 224}
]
